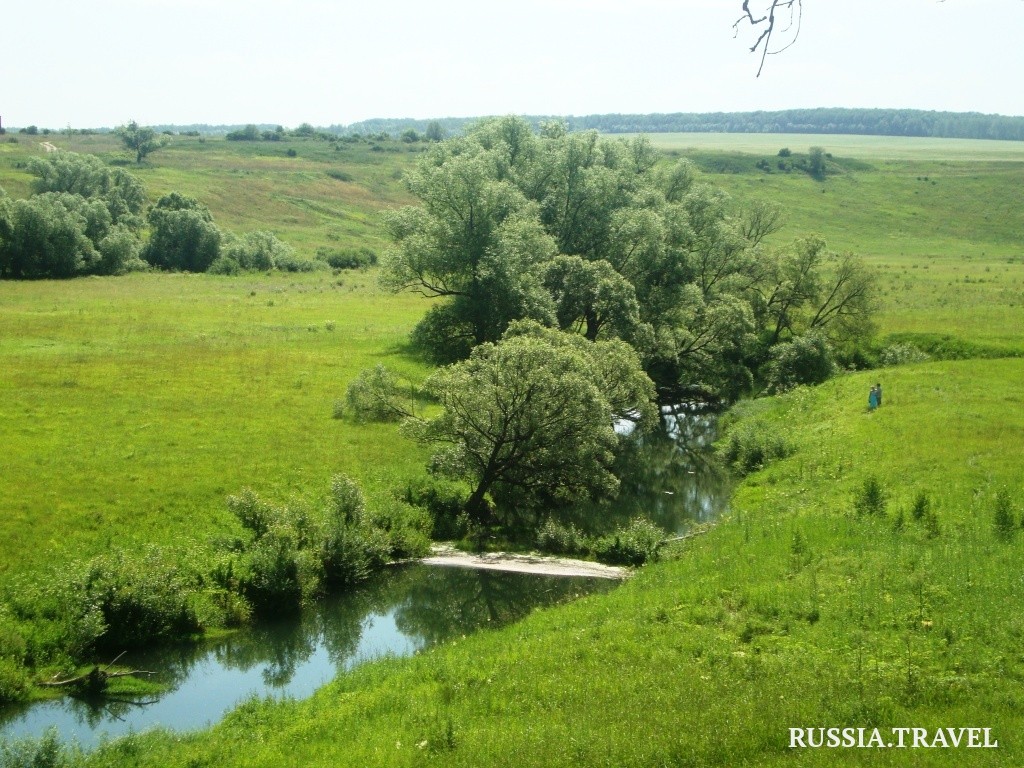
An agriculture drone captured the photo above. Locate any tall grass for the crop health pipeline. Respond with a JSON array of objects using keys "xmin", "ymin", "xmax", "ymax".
[{"xmin": 0, "ymin": 272, "xmax": 429, "ymax": 579}]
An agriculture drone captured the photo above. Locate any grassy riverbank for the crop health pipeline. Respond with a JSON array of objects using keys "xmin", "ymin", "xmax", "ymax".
[
  {"xmin": 3, "ymin": 133, "xmax": 1023, "ymax": 764},
  {"xmin": 61, "ymin": 358, "xmax": 1024, "ymax": 766}
]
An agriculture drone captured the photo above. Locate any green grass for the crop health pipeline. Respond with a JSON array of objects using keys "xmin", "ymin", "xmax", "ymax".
[
  {"xmin": 70, "ymin": 361, "xmax": 1024, "ymax": 767},
  {"xmin": 0, "ymin": 271, "xmax": 429, "ymax": 579},
  {"xmin": 0, "ymin": 132, "xmax": 418, "ymax": 254},
  {"xmin": 632, "ymin": 132, "xmax": 1024, "ymax": 162},
  {"xmin": 2, "ymin": 131, "xmax": 1024, "ymax": 765}
]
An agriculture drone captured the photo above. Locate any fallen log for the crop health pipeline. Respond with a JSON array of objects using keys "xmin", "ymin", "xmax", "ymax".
[{"xmin": 38, "ymin": 653, "xmax": 155, "ymax": 694}]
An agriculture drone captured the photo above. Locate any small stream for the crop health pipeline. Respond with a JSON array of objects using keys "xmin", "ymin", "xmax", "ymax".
[
  {"xmin": 0, "ymin": 565, "xmax": 616, "ymax": 749},
  {"xmin": 0, "ymin": 406, "xmax": 730, "ymax": 749}
]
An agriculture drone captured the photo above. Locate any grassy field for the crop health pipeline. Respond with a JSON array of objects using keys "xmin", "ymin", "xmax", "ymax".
[
  {"xmin": 67, "ymin": 360, "xmax": 1024, "ymax": 767},
  {"xmin": 633, "ymin": 132, "xmax": 1024, "ymax": 161},
  {"xmin": 2, "ymin": 131, "xmax": 1023, "ymax": 765},
  {"xmin": 0, "ymin": 271, "xmax": 429, "ymax": 578}
]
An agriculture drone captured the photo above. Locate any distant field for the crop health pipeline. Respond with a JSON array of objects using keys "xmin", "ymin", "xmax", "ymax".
[
  {"xmin": 0, "ymin": 132, "xmax": 418, "ymax": 255},
  {"xmin": 621, "ymin": 132, "xmax": 1024, "ymax": 161}
]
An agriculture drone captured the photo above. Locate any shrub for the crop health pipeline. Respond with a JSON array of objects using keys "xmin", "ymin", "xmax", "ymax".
[
  {"xmin": 223, "ymin": 230, "xmax": 294, "ymax": 271},
  {"xmin": 536, "ymin": 519, "xmax": 590, "ymax": 556},
  {"xmin": 207, "ymin": 255, "xmax": 241, "ymax": 275},
  {"xmin": 910, "ymin": 490, "xmax": 931, "ymax": 521},
  {"xmin": 344, "ymin": 364, "xmax": 413, "ymax": 422},
  {"xmin": 879, "ymin": 342, "xmax": 930, "ymax": 366},
  {"xmin": 239, "ymin": 531, "xmax": 305, "ymax": 613},
  {"xmin": 854, "ymin": 476, "xmax": 887, "ymax": 517},
  {"xmin": 316, "ymin": 246, "xmax": 376, "ymax": 269},
  {"xmin": 274, "ymin": 252, "xmax": 321, "ymax": 272},
  {"xmin": 77, "ymin": 548, "xmax": 203, "ymax": 651},
  {"xmin": 993, "ymin": 488, "xmax": 1017, "ymax": 541},
  {"xmin": 719, "ymin": 420, "xmax": 794, "ymax": 475},
  {"xmin": 0, "ymin": 729, "xmax": 69, "ymax": 768},
  {"xmin": 764, "ymin": 334, "xmax": 835, "ymax": 393},
  {"xmin": 404, "ymin": 479, "xmax": 468, "ymax": 540},
  {"xmin": 594, "ymin": 518, "xmax": 666, "ymax": 566}
]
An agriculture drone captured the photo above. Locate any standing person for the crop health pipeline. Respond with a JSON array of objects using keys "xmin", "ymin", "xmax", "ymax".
[
  {"xmin": 868, "ymin": 385, "xmax": 879, "ymax": 411},
  {"xmin": 875, "ymin": 382, "xmax": 883, "ymax": 407}
]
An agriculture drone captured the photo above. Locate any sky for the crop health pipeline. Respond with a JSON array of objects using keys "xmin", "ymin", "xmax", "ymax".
[{"xmin": 2, "ymin": 0, "xmax": 1023, "ymax": 129}]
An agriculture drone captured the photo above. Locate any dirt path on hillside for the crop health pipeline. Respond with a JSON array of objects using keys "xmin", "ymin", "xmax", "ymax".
[
  {"xmin": 40, "ymin": 141, "xmax": 58, "ymax": 152},
  {"xmin": 423, "ymin": 544, "xmax": 630, "ymax": 579}
]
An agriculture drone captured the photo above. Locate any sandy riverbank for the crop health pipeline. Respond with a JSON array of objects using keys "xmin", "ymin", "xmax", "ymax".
[{"xmin": 423, "ymin": 544, "xmax": 630, "ymax": 579}]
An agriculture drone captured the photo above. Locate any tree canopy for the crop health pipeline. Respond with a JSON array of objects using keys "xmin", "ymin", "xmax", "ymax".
[
  {"xmin": 406, "ymin": 322, "xmax": 656, "ymax": 527},
  {"xmin": 382, "ymin": 115, "xmax": 876, "ymax": 402},
  {"xmin": 114, "ymin": 120, "xmax": 166, "ymax": 164}
]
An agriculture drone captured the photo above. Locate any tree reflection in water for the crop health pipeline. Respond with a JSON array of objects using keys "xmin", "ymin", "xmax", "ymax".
[
  {"xmin": 563, "ymin": 404, "xmax": 731, "ymax": 535},
  {"xmin": 0, "ymin": 565, "xmax": 615, "ymax": 748}
]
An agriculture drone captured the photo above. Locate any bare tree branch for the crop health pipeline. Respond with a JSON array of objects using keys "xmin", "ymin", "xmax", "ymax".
[{"xmin": 734, "ymin": 0, "xmax": 803, "ymax": 77}]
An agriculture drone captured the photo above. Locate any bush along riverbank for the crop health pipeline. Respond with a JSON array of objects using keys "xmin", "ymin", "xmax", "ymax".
[
  {"xmin": 0, "ymin": 475, "xmax": 432, "ymax": 705},
  {"xmin": 6, "ymin": 359, "xmax": 1019, "ymax": 766}
]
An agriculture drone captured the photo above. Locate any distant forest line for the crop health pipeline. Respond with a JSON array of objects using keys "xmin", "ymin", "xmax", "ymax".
[
  {"xmin": 342, "ymin": 109, "xmax": 1024, "ymax": 142},
  {"xmin": 7, "ymin": 108, "xmax": 1024, "ymax": 142}
]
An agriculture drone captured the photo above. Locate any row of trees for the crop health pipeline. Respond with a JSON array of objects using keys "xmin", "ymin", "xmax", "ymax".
[
  {"xmin": 369, "ymin": 117, "xmax": 876, "ymax": 528},
  {"xmin": 342, "ymin": 108, "xmax": 1024, "ymax": 143},
  {"xmin": 0, "ymin": 151, "xmax": 296, "ymax": 279}
]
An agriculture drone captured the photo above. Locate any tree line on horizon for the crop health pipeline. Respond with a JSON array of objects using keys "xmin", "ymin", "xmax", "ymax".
[
  {"xmin": 342, "ymin": 108, "xmax": 1024, "ymax": 142},
  {"xmin": 6, "ymin": 107, "xmax": 1023, "ymax": 143}
]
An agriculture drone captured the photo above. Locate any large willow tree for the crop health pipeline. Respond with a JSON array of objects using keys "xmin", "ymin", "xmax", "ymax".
[{"xmin": 382, "ymin": 116, "xmax": 875, "ymax": 402}]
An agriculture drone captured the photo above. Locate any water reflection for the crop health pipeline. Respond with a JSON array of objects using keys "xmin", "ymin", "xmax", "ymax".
[
  {"xmin": 0, "ymin": 565, "xmax": 614, "ymax": 749},
  {"xmin": 569, "ymin": 404, "xmax": 731, "ymax": 535}
]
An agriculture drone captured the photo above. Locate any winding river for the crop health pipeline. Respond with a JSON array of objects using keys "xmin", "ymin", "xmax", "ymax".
[{"xmin": 0, "ymin": 406, "xmax": 729, "ymax": 749}]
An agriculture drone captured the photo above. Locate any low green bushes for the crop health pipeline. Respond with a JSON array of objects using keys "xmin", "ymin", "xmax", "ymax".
[
  {"xmin": 718, "ymin": 419, "xmax": 795, "ymax": 475},
  {"xmin": 0, "ymin": 475, "xmax": 430, "ymax": 698},
  {"xmin": 536, "ymin": 517, "xmax": 666, "ymax": 566}
]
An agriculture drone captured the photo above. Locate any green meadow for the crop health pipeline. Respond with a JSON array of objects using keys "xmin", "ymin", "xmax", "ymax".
[
  {"xmin": 0, "ymin": 272, "xmax": 429, "ymax": 578},
  {"xmin": 2, "ymin": 130, "xmax": 1023, "ymax": 765}
]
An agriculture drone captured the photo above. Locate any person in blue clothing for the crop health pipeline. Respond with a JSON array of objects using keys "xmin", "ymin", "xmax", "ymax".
[
  {"xmin": 868, "ymin": 385, "xmax": 879, "ymax": 410},
  {"xmin": 875, "ymin": 382, "xmax": 883, "ymax": 406}
]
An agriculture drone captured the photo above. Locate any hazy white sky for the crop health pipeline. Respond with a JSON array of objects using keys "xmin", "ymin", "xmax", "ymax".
[{"xmin": 3, "ymin": 0, "xmax": 1022, "ymax": 129}]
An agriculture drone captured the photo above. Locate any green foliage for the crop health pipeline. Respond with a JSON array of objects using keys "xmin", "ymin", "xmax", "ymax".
[
  {"xmin": 993, "ymin": 488, "xmax": 1017, "ymax": 541},
  {"xmin": 114, "ymin": 120, "xmax": 166, "ymax": 163},
  {"xmin": 719, "ymin": 419, "xmax": 794, "ymax": 475},
  {"xmin": 222, "ymin": 230, "xmax": 294, "ymax": 271},
  {"xmin": 97, "ymin": 225, "xmax": 146, "ymax": 275},
  {"xmin": 227, "ymin": 476, "xmax": 430, "ymax": 613},
  {"xmin": 273, "ymin": 251, "xmax": 321, "ymax": 272},
  {"xmin": 142, "ymin": 193, "xmax": 221, "ymax": 272},
  {"xmin": 910, "ymin": 490, "xmax": 931, "ymax": 521},
  {"xmin": 226, "ymin": 124, "xmax": 261, "ymax": 141},
  {"xmin": 763, "ymin": 333, "xmax": 834, "ymax": 393},
  {"xmin": 0, "ymin": 729, "xmax": 71, "ymax": 768},
  {"xmin": 76, "ymin": 548, "xmax": 203, "ymax": 651},
  {"xmin": 411, "ymin": 322, "xmax": 655, "ymax": 525},
  {"xmin": 382, "ymin": 116, "xmax": 877, "ymax": 400},
  {"xmin": 317, "ymin": 246, "xmax": 377, "ymax": 270},
  {"xmin": 403, "ymin": 478, "xmax": 468, "ymax": 540},
  {"xmin": 0, "ymin": 194, "xmax": 98, "ymax": 278},
  {"xmin": 878, "ymin": 341, "xmax": 931, "ymax": 366},
  {"xmin": 593, "ymin": 517, "xmax": 666, "ymax": 565},
  {"xmin": 343, "ymin": 364, "xmax": 414, "ymax": 423},
  {"xmin": 535, "ymin": 519, "xmax": 591, "ymax": 557},
  {"xmin": 854, "ymin": 476, "xmax": 887, "ymax": 517},
  {"xmin": 26, "ymin": 151, "xmax": 146, "ymax": 229}
]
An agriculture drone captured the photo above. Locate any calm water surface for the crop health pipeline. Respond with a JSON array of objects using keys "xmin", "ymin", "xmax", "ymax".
[
  {"xmin": 0, "ymin": 407, "xmax": 728, "ymax": 748},
  {"xmin": 0, "ymin": 565, "xmax": 616, "ymax": 748}
]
